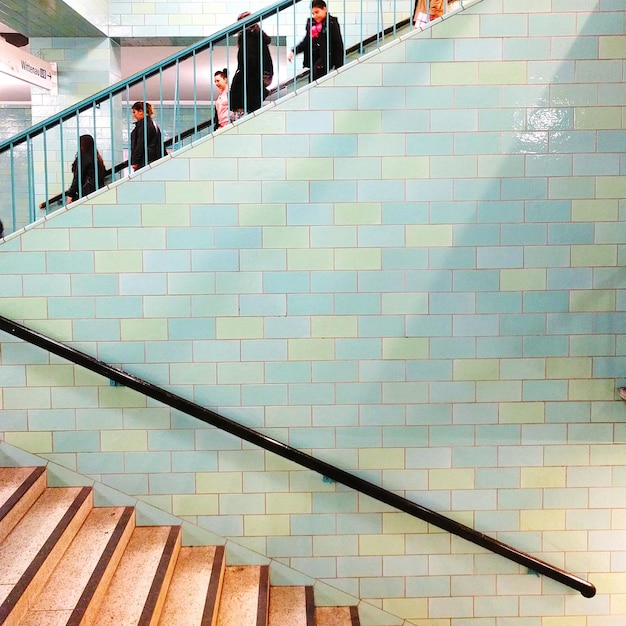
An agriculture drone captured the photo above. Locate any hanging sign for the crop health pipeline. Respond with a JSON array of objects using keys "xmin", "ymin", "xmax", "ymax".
[{"xmin": 0, "ymin": 37, "xmax": 57, "ymax": 91}]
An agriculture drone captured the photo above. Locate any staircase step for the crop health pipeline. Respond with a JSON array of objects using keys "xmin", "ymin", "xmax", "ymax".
[
  {"xmin": 157, "ymin": 544, "xmax": 225, "ymax": 626},
  {"xmin": 93, "ymin": 525, "xmax": 181, "ymax": 626},
  {"xmin": 315, "ymin": 605, "xmax": 361, "ymax": 626},
  {"xmin": 0, "ymin": 485, "xmax": 92, "ymax": 626},
  {"xmin": 20, "ymin": 506, "xmax": 135, "ymax": 626},
  {"xmin": 0, "ymin": 466, "xmax": 361, "ymax": 626},
  {"xmin": 268, "ymin": 585, "xmax": 314, "ymax": 626},
  {"xmin": 216, "ymin": 564, "xmax": 269, "ymax": 626},
  {"xmin": 0, "ymin": 466, "xmax": 46, "ymax": 544}
]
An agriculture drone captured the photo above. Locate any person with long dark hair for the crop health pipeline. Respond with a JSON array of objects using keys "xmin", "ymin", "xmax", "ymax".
[
  {"xmin": 229, "ymin": 12, "xmax": 274, "ymax": 118},
  {"xmin": 66, "ymin": 134, "xmax": 106, "ymax": 203},
  {"xmin": 130, "ymin": 101, "xmax": 163, "ymax": 171},
  {"xmin": 288, "ymin": 0, "xmax": 344, "ymax": 81}
]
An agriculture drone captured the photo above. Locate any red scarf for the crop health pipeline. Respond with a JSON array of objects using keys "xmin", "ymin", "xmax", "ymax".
[{"xmin": 311, "ymin": 20, "xmax": 323, "ymax": 38}]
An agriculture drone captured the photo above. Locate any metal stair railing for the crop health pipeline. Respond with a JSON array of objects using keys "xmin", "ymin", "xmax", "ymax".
[
  {"xmin": 35, "ymin": 15, "xmax": 415, "ymax": 212},
  {"xmin": 0, "ymin": 314, "xmax": 596, "ymax": 599},
  {"xmin": 0, "ymin": 0, "xmax": 435, "ymax": 236}
]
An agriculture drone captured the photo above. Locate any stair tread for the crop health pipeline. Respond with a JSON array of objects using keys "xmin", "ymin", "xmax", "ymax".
[
  {"xmin": 20, "ymin": 507, "xmax": 129, "ymax": 625},
  {"xmin": 0, "ymin": 467, "xmax": 39, "ymax": 508},
  {"xmin": 315, "ymin": 606, "xmax": 355, "ymax": 625},
  {"xmin": 0, "ymin": 485, "xmax": 92, "ymax": 626},
  {"xmin": 0, "ymin": 466, "xmax": 46, "ymax": 544},
  {"xmin": 0, "ymin": 487, "xmax": 85, "ymax": 586},
  {"xmin": 268, "ymin": 586, "xmax": 310, "ymax": 626},
  {"xmin": 216, "ymin": 565, "xmax": 263, "ymax": 626},
  {"xmin": 0, "ymin": 467, "xmax": 359, "ymax": 626},
  {"xmin": 93, "ymin": 525, "xmax": 179, "ymax": 626},
  {"xmin": 158, "ymin": 545, "xmax": 220, "ymax": 626}
]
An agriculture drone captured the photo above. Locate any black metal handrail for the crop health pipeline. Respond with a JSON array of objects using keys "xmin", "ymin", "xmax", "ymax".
[{"xmin": 0, "ymin": 314, "xmax": 596, "ymax": 598}]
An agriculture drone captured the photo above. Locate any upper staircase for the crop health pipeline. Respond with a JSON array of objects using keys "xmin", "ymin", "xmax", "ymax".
[{"xmin": 0, "ymin": 465, "xmax": 360, "ymax": 626}]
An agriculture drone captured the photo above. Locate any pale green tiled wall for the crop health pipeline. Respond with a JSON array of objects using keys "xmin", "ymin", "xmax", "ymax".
[
  {"xmin": 0, "ymin": 106, "xmax": 30, "ymax": 235},
  {"xmin": 2, "ymin": 0, "xmax": 626, "ymax": 624},
  {"xmin": 0, "ymin": 105, "xmax": 31, "ymax": 140}
]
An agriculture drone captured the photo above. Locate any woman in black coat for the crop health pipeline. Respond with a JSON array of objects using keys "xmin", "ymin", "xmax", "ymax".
[
  {"xmin": 130, "ymin": 101, "xmax": 163, "ymax": 170},
  {"xmin": 66, "ymin": 134, "xmax": 106, "ymax": 203},
  {"xmin": 288, "ymin": 0, "xmax": 344, "ymax": 81},
  {"xmin": 229, "ymin": 12, "xmax": 274, "ymax": 117}
]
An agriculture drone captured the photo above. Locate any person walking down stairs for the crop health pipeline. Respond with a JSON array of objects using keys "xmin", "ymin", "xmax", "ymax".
[
  {"xmin": 288, "ymin": 0, "xmax": 344, "ymax": 81},
  {"xmin": 413, "ymin": 0, "xmax": 444, "ymax": 27},
  {"xmin": 130, "ymin": 101, "xmax": 163, "ymax": 171},
  {"xmin": 229, "ymin": 11, "xmax": 274, "ymax": 118}
]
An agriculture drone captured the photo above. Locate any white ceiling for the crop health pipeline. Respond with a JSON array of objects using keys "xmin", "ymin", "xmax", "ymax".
[{"xmin": 0, "ymin": 1, "xmax": 103, "ymax": 37}]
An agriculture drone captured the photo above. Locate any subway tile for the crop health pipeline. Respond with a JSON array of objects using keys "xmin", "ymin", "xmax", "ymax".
[
  {"xmin": 335, "ymin": 338, "xmax": 382, "ymax": 360},
  {"xmin": 529, "ymin": 11, "xmax": 578, "ymax": 35},
  {"xmin": 264, "ymin": 317, "xmax": 310, "ymax": 339},
  {"xmin": 311, "ymin": 361, "xmax": 357, "ymax": 383},
  {"xmin": 480, "ymin": 15, "xmax": 529, "ymax": 38},
  {"xmin": 504, "ymin": 37, "xmax": 551, "ymax": 60},
  {"xmin": 556, "ymin": 39, "xmax": 603, "ymax": 67},
  {"xmin": 356, "ymin": 271, "xmax": 403, "ymax": 294},
  {"xmin": 576, "ymin": 59, "xmax": 623, "ymax": 85},
  {"xmin": 550, "ymin": 84, "xmax": 598, "ymax": 108},
  {"xmin": 288, "ymin": 383, "xmax": 335, "ymax": 406},
  {"xmin": 287, "ymin": 294, "xmax": 333, "ymax": 315},
  {"xmin": 336, "ymin": 382, "xmax": 382, "ymax": 404},
  {"xmin": 526, "ymin": 154, "xmax": 573, "ymax": 176},
  {"xmin": 241, "ymin": 383, "xmax": 288, "ymax": 406},
  {"xmin": 241, "ymin": 339, "xmax": 287, "ymax": 362},
  {"xmin": 406, "ymin": 132, "xmax": 454, "ymax": 156},
  {"xmin": 77, "ymin": 451, "xmax": 124, "ymax": 474},
  {"xmin": 313, "ymin": 405, "xmax": 359, "ymax": 427}
]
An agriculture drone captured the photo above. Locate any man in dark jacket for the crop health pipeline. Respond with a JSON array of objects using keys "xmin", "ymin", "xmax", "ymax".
[
  {"xmin": 229, "ymin": 12, "xmax": 274, "ymax": 117},
  {"xmin": 288, "ymin": 0, "xmax": 344, "ymax": 81}
]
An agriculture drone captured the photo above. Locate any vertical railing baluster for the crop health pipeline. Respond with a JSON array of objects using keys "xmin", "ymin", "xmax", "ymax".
[
  {"xmin": 242, "ymin": 21, "xmax": 248, "ymax": 115},
  {"xmin": 260, "ymin": 14, "xmax": 264, "ymax": 107},
  {"xmin": 42, "ymin": 128, "xmax": 49, "ymax": 214},
  {"xmin": 92, "ymin": 103, "xmax": 98, "ymax": 191},
  {"xmin": 159, "ymin": 67, "xmax": 165, "ymax": 156},
  {"xmin": 27, "ymin": 137, "xmax": 35, "ymax": 223},
  {"xmin": 76, "ymin": 111, "xmax": 82, "ymax": 200},
  {"xmin": 109, "ymin": 93, "xmax": 115, "ymax": 182},
  {"xmin": 10, "ymin": 143, "xmax": 16, "ymax": 232},
  {"xmin": 359, "ymin": 0, "xmax": 364, "ymax": 54},
  {"xmin": 274, "ymin": 7, "xmax": 281, "ymax": 100},
  {"xmin": 60, "ymin": 121, "xmax": 66, "ymax": 206},
  {"xmin": 292, "ymin": 0, "xmax": 298, "ymax": 85},
  {"xmin": 142, "ymin": 78, "xmax": 149, "ymax": 168},
  {"xmin": 192, "ymin": 51, "xmax": 198, "ymax": 139},
  {"xmin": 174, "ymin": 60, "xmax": 180, "ymax": 151},
  {"xmin": 125, "ymin": 84, "xmax": 131, "ymax": 176},
  {"xmin": 209, "ymin": 42, "xmax": 215, "ymax": 134}
]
